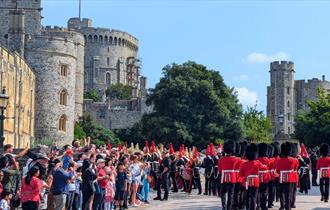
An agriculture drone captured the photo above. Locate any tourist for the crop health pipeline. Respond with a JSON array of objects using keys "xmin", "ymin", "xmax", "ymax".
[
  {"xmin": 81, "ymin": 159, "xmax": 97, "ymax": 210},
  {"xmin": 20, "ymin": 166, "xmax": 44, "ymax": 210},
  {"xmin": 94, "ymin": 158, "xmax": 108, "ymax": 210},
  {"xmin": 0, "ymin": 191, "xmax": 11, "ymax": 210},
  {"xmin": 130, "ymin": 155, "xmax": 142, "ymax": 207},
  {"xmin": 115, "ymin": 162, "xmax": 127, "ymax": 210}
]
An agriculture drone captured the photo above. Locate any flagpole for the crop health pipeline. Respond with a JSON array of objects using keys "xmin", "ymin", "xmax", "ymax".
[{"xmin": 79, "ymin": 0, "xmax": 81, "ymax": 20}]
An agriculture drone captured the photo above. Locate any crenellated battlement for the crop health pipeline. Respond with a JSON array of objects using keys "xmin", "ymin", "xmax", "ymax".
[{"xmin": 270, "ymin": 60, "xmax": 294, "ymax": 71}]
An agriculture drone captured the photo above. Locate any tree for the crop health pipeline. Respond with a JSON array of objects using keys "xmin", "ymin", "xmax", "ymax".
[
  {"xmin": 84, "ymin": 90, "xmax": 100, "ymax": 102},
  {"xmin": 294, "ymin": 88, "xmax": 330, "ymax": 146},
  {"xmin": 106, "ymin": 84, "xmax": 133, "ymax": 100},
  {"xmin": 129, "ymin": 61, "xmax": 243, "ymax": 148},
  {"xmin": 74, "ymin": 123, "xmax": 86, "ymax": 140},
  {"xmin": 78, "ymin": 114, "xmax": 121, "ymax": 145},
  {"xmin": 242, "ymin": 105, "xmax": 272, "ymax": 143}
]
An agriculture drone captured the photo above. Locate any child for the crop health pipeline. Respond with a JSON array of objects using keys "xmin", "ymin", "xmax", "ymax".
[
  {"xmin": 115, "ymin": 162, "xmax": 127, "ymax": 210},
  {"xmin": 0, "ymin": 191, "xmax": 11, "ymax": 210},
  {"xmin": 104, "ymin": 172, "xmax": 115, "ymax": 210},
  {"xmin": 317, "ymin": 143, "xmax": 330, "ymax": 203}
]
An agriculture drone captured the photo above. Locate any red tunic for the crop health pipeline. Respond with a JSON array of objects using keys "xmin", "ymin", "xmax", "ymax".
[
  {"xmin": 218, "ymin": 156, "xmax": 239, "ymax": 183},
  {"xmin": 290, "ymin": 157, "xmax": 299, "ymax": 183},
  {"xmin": 257, "ymin": 157, "xmax": 270, "ymax": 183},
  {"xmin": 239, "ymin": 160, "xmax": 266, "ymax": 188},
  {"xmin": 235, "ymin": 157, "xmax": 244, "ymax": 184},
  {"xmin": 275, "ymin": 157, "xmax": 296, "ymax": 183},
  {"xmin": 316, "ymin": 157, "xmax": 330, "ymax": 178},
  {"xmin": 268, "ymin": 157, "xmax": 276, "ymax": 181}
]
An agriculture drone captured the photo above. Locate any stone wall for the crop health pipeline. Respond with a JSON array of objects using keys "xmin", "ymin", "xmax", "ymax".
[
  {"xmin": 24, "ymin": 28, "xmax": 84, "ymax": 146},
  {"xmin": 0, "ymin": 46, "xmax": 35, "ymax": 148}
]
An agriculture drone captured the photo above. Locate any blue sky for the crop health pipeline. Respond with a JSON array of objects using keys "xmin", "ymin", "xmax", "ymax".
[{"xmin": 42, "ymin": 0, "xmax": 330, "ymax": 112}]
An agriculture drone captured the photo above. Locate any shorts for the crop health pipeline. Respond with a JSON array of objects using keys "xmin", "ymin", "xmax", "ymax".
[{"xmin": 114, "ymin": 190, "xmax": 125, "ymax": 201}]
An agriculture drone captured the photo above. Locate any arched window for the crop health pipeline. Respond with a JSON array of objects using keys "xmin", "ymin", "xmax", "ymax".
[
  {"xmin": 114, "ymin": 37, "xmax": 117, "ymax": 45},
  {"xmin": 118, "ymin": 38, "xmax": 122, "ymax": 46},
  {"xmin": 88, "ymin": 35, "xmax": 92, "ymax": 42},
  {"xmin": 59, "ymin": 115, "xmax": 67, "ymax": 132},
  {"xmin": 60, "ymin": 64, "xmax": 68, "ymax": 76},
  {"xmin": 94, "ymin": 35, "xmax": 98, "ymax": 42},
  {"xmin": 106, "ymin": 72, "xmax": 111, "ymax": 85},
  {"xmin": 104, "ymin": 36, "xmax": 108, "ymax": 42},
  {"xmin": 109, "ymin": 36, "xmax": 113, "ymax": 44},
  {"xmin": 99, "ymin": 35, "xmax": 103, "ymax": 42},
  {"xmin": 60, "ymin": 90, "xmax": 68, "ymax": 105}
]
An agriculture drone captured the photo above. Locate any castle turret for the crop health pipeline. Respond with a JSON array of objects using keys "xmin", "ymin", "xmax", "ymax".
[
  {"xmin": 267, "ymin": 61, "xmax": 295, "ymax": 141},
  {"xmin": 8, "ymin": 9, "xmax": 25, "ymax": 56}
]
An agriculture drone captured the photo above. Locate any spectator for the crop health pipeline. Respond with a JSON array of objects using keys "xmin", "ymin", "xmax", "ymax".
[
  {"xmin": 94, "ymin": 159, "xmax": 108, "ymax": 210},
  {"xmin": 115, "ymin": 162, "xmax": 127, "ymax": 210},
  {"xmin": 0, "ymin": 190, "xmax": 11, "ymax": 210},
  {"xmin": 82, "ymin": 159, "xmax": 97, "ymax": 210}
]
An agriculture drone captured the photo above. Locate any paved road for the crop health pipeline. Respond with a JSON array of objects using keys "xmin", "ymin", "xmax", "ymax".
[{"xmin": 140, "ymin": 186, "xmax": 329, "ymax": 210}]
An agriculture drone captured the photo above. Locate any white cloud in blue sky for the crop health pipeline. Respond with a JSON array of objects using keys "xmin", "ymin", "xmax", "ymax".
[
  {"xmin": 235, "ymin": 87, "xmax": 259, "ymax": 108},
  {"xmin": 247, "ymin": 52, "xmax": 290, "ymax": 64}
]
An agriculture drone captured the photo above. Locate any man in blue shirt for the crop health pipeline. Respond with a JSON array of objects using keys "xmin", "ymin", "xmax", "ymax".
[{"xmin": 51, "ymin": 161, "xmax": 74, "ymax": 210}]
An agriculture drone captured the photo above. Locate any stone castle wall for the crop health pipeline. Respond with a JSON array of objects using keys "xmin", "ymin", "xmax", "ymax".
[
  {"xmin": 24, "ymin": 28, "xmax": 84, "ymax": 145},
  {"xmin": 0, "ymin": 46, "xmax": 35, "ymax": 148},
  {"xmin": 67, "ymin": 18, "xmax": 140, "ymax": 96}
]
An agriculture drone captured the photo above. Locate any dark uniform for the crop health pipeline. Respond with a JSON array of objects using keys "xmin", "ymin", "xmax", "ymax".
[
  {"xmin": 155, "ymin": 156, "xmax": 171, "ymax": 200},
  {"xmin": 203, "ymin": 156, "xmax": 215, "ymax": 195},
  {"xmin": 188, "ymin": 159, "xmax": 202, "ymax": 194},
  {"xmin": 169, "ymin": 155, "xmax": 178, "ymax": 192}
]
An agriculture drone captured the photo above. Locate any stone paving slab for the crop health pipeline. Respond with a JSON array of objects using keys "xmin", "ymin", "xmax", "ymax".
[{"xmin": 139, "ymin": 186, "xmax": 329, "ymax": 210}]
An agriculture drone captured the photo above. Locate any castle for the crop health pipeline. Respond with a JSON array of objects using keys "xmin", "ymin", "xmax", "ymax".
[
  {"xmin": 267, "ymin": 61, "xmax": 330, "ymax": 141},
  {"xmin": 0, "ymin": 0, "xmax": 148, "ymax": 146}
]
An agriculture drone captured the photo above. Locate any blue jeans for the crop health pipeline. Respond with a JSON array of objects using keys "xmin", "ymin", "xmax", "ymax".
[
  {"xmin": 141, "ymin": 178, "xmax": 150, "ymax": 202},
  {"xmin": 93, "ymin": 189, "xmax": 105, "ymax": 210}
]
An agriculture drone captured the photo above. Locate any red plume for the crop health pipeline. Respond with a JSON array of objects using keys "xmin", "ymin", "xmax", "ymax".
[
  {"xmin": 151, "ymin": 141, "xmax": 156, "ymax": 153},
  {"xmin": 193, "ymin": 147, "xmax": 200, "ymax": 159},
  {"xmin": 118, "ymin": 144, "xmax": 122, "ymax": 152},
  {"xmin": 180, "ymin": 146, "xmax": 185, "ymax": 157},
  {"xmin": 107, "ymin": 143, "xmax": 112, "ymax": 151},
  {"xmin": 300, "ymin": 143, "xmax": 309, "ymax": 158},
  {"xmin": 145, "ymin": 141, "xmax": 150, "ymax": 154},
  {"xmin": 169, "ymin": 143, "xmax": 175, "ymax": 155}
]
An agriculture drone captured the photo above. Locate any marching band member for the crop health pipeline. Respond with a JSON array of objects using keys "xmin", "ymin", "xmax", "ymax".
[
  {"xmin": 218, "ymin": 140, "xmax": 239, "ymax": 210},
  {"xmin": 289, "ymin": 143, "xmax": 299, "ymax": 209},
  {"xmin": 169, "ymin": 144, "xmax": 178, "ymax": 192},
  {"xmin": 317, "ymin": 143, "xmax": 330, "ymax": 203},
  {"xmin": 202, "ymin": 145, "xmax": 215, "ymax": 196},
  {"xmin": 298, "ymin": 144, "xmax": 311, "ymax": 194},
  {"xmin": 257, "ymin": 143, "xmax": 271, "ymax": 210},
  {"xmin": 188, "ymin": 147, "xmax": 202, "ymax": 194},
  {"xmin": 275, "ymin": 142, "xmax": 295, "ymax": 210}
]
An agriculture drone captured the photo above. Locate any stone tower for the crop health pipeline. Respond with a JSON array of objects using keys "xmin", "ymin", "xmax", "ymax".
[
  {"xmin": 67, "ymin": 18, "xmax": 141, "ymax": 97},
  {"xmin": 267, "ymin": 61, "xmax": 295, "ymax": 140}
]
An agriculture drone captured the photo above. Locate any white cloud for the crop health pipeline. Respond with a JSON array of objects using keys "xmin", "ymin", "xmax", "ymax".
[
  {"xmin": 239, "ymin": 74, "xmax": 250, "ymax": 81},
  {"xmin": 235, "ymin": 87, "xmax": 258, "ymax": 107},
  {"xmin": 246, "ymin": 52, "xmax": 290, "ymax": 64}
]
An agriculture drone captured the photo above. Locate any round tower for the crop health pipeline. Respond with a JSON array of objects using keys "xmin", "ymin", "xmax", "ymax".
[
  {"xmin": 68, "ymin": 18, "xmax": 140, "ymax": 96},
  {"xmin": 24, "ymin": 27, "xmax": 84, "ymax": 145},
  {"xmin": 268, "ymin": 61, "xmax": 295, "ymax": 140}
]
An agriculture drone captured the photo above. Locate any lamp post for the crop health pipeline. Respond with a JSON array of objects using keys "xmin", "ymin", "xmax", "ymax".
[{"xmin": 0, "ymin": 87, "xmax": 9, "ymax": 148}]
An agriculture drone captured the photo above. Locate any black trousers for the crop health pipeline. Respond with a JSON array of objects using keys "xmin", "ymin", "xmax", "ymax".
[
  {"xmin": 239, "ymin": 184, "xmax": 246, "ymax": 209},
  {"xmin": 22, "ymin": 201, "xmax": 38, "ymax": 210},
  {"xmin": 232, "ymin": 183, "xmax": 241, "ymax": 210},
  {"xmin": 268, "ymin": 180, "xmax": 275, "ymax": 207},
  {"xmin": 220, "ymin": 183, "xmax": 235, "ymax": 210},
  {"xmin": 211, "ymin": 176, "xmax": 219, "ymax": 196},
  {"xmin": 279, "ymin": 182, "xmax": 292, "ymax": 210},
  {"xmin": 246, "ymin": 187, "xmax": 258, "ymax": 210},
  {"xmin": 320, "ymin": 177, "xmax": 330, "ymax": 201},
  {"xmin": 290, "ymin": 183, "xmax": 297, "ymax": 207},
  {"xmin": 169, "ymin": 172, "xmax": 178, "ymax": 191},
  {"xmin": 204, "ymin": 176, "xmax": 213, "ymax": 195},
  {"xmin": 188, "ymin": 176, "xmax": 202, "ymax": 194},
  {"xmin": 258, "ymin": 183, "xmax": 268, "ymax": 210},
  {"xmin": 312, "ymin": 167, "xmax": 318, "ymax": 185},
  {"xmin": 156, "ymin": 173, "xmax": 170, "ymax": 199}
]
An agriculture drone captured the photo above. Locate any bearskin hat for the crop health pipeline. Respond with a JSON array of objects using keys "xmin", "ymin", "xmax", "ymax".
[
  {"xmin": 246, "ymin": 143, "xmax": 258, "ymax": 161},
  {"xmin": 223, "ymin": 140, "xmax": 236, "ymax": 155},
  {"xmin": 239, "ymin": 141, "xmax": 248, "ymax": 157},
  {"xmin": 281, "ymin": 142, "xmax": 291, "ymax": 157},
  {"xmin": 267, "ymin": 144, "xmax": 274, "ymax": 158},
  {"xmin": 258, "ymin": 143, "xmax": 268, "ymax": 157},
  {"xmin": 272, "ymin": 142, "xmax": 280, "ymax": 157},
  {"xmin": 320, "ymin": 143, "xmax": 330, "ymax": 157},
  {"xmin": 235, "ymin": 143, "xmax": 241, "ymax": 156},
  {"xmin": 290, "ymin": 143, "xmax": 299, "ymax": 157}
]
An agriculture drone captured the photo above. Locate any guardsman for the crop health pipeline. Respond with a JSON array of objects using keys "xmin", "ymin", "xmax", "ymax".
[
  {"xmin": 267, "ymin": 144, "xmax": 276, "ymax": 208},
  {"xmin": 298, "ymin": 144, "xmax": 310, "ymax": 194},
  {"xmin": 177, "ymin": 145, "xmax": 187, "ymax": 191},
  {"xmin": 218, "ymin": 140, "xmax": 239, "ymax": 210},
  {"xmin": 203, "ymin": 144, "xmax": 215, "ymax": 195},
  {"xmin": 257, "ymin": 143, "xmax": 270, "ymax": 210},
  {"xmin": 289, "ymin": 143, "xmax": 299, "ymax": 209},
  {"xmin": 233, "ymin": 143, "xmax": 243, "ymax": 210},
  {"xmin": 189, "ymin": 147, "xmax": 202, "ymax": 194},
  {"xmin": 150, "ymin": 141, "xmax": 160, "ymax": 191},
  {"xmin": 317, "ymin": 143, "xmax": 330, "ymax": 203},
  {"xmin": 239, "ymin": 143, "xmax": 267, "ymax": 210},
  {"xmin": 212, "ymin": 144, "xmax": 220, "ymax": 196},
  {"xmin": 275, "ymin": 142, "xmax": 295, "ymax": 210},
  {"xmin": 168, "ymin": 143, "xmax": 178, "ymax": 192}
]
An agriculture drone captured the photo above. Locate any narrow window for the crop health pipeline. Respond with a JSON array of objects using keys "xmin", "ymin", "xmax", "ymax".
[
  {"xmin": 60, "ymin": 90, "xmax": 67, "ymax": 106},
  {"xmin": 288, "ymin": 127, "xmax": 291, "ymax": 134},
  {"xmin": 287, "ymin": 87, "xmax": 290, "ymax": 95},
  {"xmin": 60, "ymin": 64, "xmax": 68, "ymax": 76},
  {"xmin": 288, "ymin": 113, "xmax": 291, "ymax": 121},
  {"xmin": 59, "ymin": 115, "xmax": 67, "ymax": 132},
  {"xmin": 287, "ymin": 100, "xmax": 290, "ymax": 107},
  {"xmin": 107, "ymin": 57, "xmax": 110, "ymax": 66},
  {"xmin": 106, "ymin": 72, "xmax": 111, "ymax": 85}
]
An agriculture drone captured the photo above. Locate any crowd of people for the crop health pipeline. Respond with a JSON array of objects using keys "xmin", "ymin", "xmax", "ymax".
[{"xmin": 0, "ymin": 138, "xmax": 328, "ymax": 210}]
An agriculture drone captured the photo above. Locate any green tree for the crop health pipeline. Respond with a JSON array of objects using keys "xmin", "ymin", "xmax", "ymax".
[
  {"xmin": 242, "ymin": 105, "xmax": 273, "ymax": 143},
  {"xmin": 128, "ymin": 61, "xmax": 243, "ymax": 148},
  {"xmin": 78, "ymin": 114, "xmax": 121, "ymax": 145},
  {"xmin": 84, "ymin": 90, "xmax": 100, "ymax": 102},
  {"xmin": 74, "ymin": 123, "xmax": 86, "ymax": 140},
  {"xmin": 294, "ymin": 88, "xmax": 330, "ymax": 146},
  {"xmin": 106, "ymin": 84, "xmax": 133, "ymax": 100}
]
